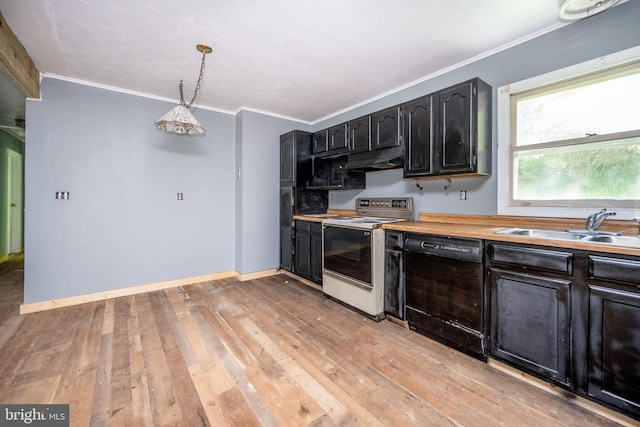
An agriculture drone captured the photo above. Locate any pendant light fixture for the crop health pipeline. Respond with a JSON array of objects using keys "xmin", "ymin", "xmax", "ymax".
[
  {"xmin": 558, "ymin": 0, "xmax": 620, "ymax": 21},
  {"xmin": 155, "ymin": 44, "xmax": 212, "ymax": 135}
]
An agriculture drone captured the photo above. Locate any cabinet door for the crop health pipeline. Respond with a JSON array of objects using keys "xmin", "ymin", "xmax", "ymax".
[
  {"xmin": 349, "ymin": 116, "xmax": 371, "ymax": 154},
  {"xmin": 403, "ymin": 96, "xmax": 433, "ymax": 177},
  {"xmin": 373, "ymin": 106, "xmax": 401, "ymax": 149},
  {"xmin": 384, "ymin": 231, "xmax": 404, "ymax": 319},
  {"xmin": 294, "ymin": 221, "xmax": 311, "ymax": 279},
  {"xmin": 310, "ymin": 222, "xmax": 323, "ymax": 285},
  {"xmin": 328, "ymin": 123, "xmax": 348, "ymax": 152},
  {"xmin": 280, "ymin": 188, "xmax": 293, "ymax": 271},
  {"xmin": 312, "ymin": 130, "xmax": 328, "ymax": 154},
  {"xmin": 280, "ymin": 132, "xmax": 295, "ymax": 185},
  {"xmin": 437, "ymin": 81, "xmax": 474, "ymax": 174},
  {"xmin": 588, "ymin": 285, "xmax": 640, "ymax": 417},
  {"xmin": 489, "ymin": 269, "xmax": 571, "ymax": 386}
]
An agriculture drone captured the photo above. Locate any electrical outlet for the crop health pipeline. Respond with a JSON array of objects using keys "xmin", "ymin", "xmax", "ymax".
[
  {"xmin": 177, "ymin": 192, "xmax": 183, "ymax": 200},
  {"xmin": 55, "ymin": 191, "xmax": 70, "ymax": 200},
  {"xmin": 460, "ymin": 190, "xmax": 467, "ymax": 200}
]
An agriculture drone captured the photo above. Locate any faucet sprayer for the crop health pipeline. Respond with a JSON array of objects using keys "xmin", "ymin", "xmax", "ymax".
[{"xmin": 586, "ymin": 208, "xmax": 616, "ymax": 233}]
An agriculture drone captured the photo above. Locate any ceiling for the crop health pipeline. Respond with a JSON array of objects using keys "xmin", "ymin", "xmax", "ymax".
[{"xmin": 0, "ymin": 0, "xmax": 625, "ymax": 131}]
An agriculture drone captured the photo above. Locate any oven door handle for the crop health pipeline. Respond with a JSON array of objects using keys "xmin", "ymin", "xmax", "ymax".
[{"xmin": 420, "ymin": 242, "xmax": 439, "ymax": 250}]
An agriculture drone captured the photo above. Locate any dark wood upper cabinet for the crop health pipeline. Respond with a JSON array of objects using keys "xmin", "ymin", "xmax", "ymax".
[
  {"xmin": 438, "ymin": 81, "xmax": 474, "ymax": 173},
  {"xmin": 347, "ymin": 107, "xmax": 403, "ymax": 170},
  {"xmin": 312, "ymin": 129, "xmax": 328, "ymax": 154},
  {"xmin": 403, "ymin": 95, "xmax": 434, "ymax": 177},
  {"xmin": 279, "ymin": 130, "xmax": 328, "ymax": 271},
  {"xmin": 280, "ymin": 132, "xmax": 296, "ymax": 186},
  {"xmin": 403, "ymin": 78, "xmax": 491, "ymax": 179},
  {"xmin": 328, "ymin": 123, "xmax": 349, "ymax": 153},
  {"xmin": 349, "ymin": 116, "xmax": 371, "ymax": 154},
  {"xmin": 372, "ymin": 105, "xmax": 402, "ymax": 150},
  {"xmin": 435, "ymin": 78, "xmax": 492, "ymax": 176}
]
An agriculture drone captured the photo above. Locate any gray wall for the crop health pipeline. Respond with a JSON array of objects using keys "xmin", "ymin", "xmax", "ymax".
[
  {"xmin": 234, "ymin": 110, "xmax": 310, "ymax": 275},
  {"xmin": 321, "ymin": 0, "xmax": 640, "ymax": 216},
  {"xmin": 22, "ymin": 1, "xmax": 640, "ymax": 304},
  {"xmin": 24, "ymin": 78, "xmax": 245, "ymax": 303}
]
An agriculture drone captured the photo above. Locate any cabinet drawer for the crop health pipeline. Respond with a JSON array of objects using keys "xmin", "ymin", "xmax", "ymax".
[
  {"xmin": 589, "ymin": 255, "xmax": 640, "ymax": 284},
  {"xmin": 385, "ymin": 230, "xmax": 404, "ymax": 248},
  {"xmin": 296, "ymin": 220, "xmax": 311, "ymax": 233},
  {"xmin": 490, "ymin": 244, "xmax": 573, "ymax": 274}
]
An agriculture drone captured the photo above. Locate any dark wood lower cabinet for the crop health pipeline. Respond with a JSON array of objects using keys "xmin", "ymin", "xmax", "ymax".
[
  {"xmin": 586, "ymin": 254, "xmax": 640, "ymax": 418},
  {"xmin": 588, "ymin": 285, "xmax": 640, "ymax": 415},
  {"xmin": 384, "ymin": 230, "xmax": 404, "ymax": 319},
  {"xmin": 486, "ymin": 242, "xmax": 640, "ymax": 421},
  {"xmin": 310, "ymin": 222, "xmax": 323, "ymax": 285},
  {"xmin": 294, "ymin": 220, "xmax": 322, "ymax": 285},
  {"xmin": 279, "ymin": 187, "xmax": 293, "ymax": 271},
  {"xmin": 489, "ymin": 269, "xmax": 571, "ymax": 386},
  {"xmin": 295, "ymin": 220, "xmax": 311, "ymax": 279}
]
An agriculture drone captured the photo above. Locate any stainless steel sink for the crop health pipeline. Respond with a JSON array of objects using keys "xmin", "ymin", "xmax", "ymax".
[
  {"xmin": 582, "ymin": 234, "xmax": 640, "ymax": 248},
  {"xmin": 496, "ymin": 228, "xmax": 587, "ymax": 240},
  {"xmin": 496, "ymin": 228, "xmax": 640, "ymax": 248}
]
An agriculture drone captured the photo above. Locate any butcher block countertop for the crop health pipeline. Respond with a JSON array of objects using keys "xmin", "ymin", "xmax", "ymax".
[
  {"xmin": 382, "ymin": 213, "xmax": 640, "ymax": 257},
  {"xmin": 293, "ymin": 209, "xmax": 357, "ymax": 223},
  {"xmin": 294, "ymin": 211, "xmax": 640, "ymax": 256},
  {"xmin": 293, "ymin": 211, "xmax": 640, "ymax": 255}
]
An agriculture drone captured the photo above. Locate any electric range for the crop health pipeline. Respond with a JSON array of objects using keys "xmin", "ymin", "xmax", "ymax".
[{"xmin": 322, "ymin": 197, "xmax": 413, "ymax": 320}]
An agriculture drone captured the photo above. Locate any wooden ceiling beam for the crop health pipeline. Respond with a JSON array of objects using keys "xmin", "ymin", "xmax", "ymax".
[{"xmin": 0, "ymin": 11, "xmax": 40, "ymax": 99}]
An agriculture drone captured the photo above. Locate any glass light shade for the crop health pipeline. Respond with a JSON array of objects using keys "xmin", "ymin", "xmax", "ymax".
[
  {"xmin": 154, "ymin": 105, "xmax": 205, "ymax": 135},
  {"xmin": 559, "ymin": 0, "xmax": 619, "ymax": 21}
]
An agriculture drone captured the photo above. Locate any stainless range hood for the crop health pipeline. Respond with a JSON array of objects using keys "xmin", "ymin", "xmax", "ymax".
[{"xmin": 345, "ymin": 145, "xmax": 404, "ymax": 171}]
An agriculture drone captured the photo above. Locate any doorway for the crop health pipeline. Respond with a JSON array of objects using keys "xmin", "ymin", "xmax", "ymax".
[{"xmin": 6, "ymin": 149, "xmax": 23, "ymax": 254}]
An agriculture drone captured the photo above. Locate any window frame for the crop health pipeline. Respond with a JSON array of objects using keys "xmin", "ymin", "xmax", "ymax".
[{"xmin": 497, "ymin": 45, "xmax": 640, "ymax": 220}]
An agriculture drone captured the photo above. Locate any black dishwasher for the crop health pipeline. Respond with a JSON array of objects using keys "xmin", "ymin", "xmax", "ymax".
[{"xmin": 405, "ymin": 233, "xmax": 487, "ymax": 360}]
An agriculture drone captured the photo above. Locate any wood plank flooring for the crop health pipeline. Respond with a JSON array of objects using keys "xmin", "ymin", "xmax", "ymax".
[{"xmin": 0, "ymin": 254, "xmax": 630, "ymax": 426}]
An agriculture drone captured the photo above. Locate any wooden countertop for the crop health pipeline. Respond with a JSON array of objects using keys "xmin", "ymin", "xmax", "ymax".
[
  {"xmin": 383, "ymin": 213, "xmax": 640, "ymax": 257},
  {"xmin": 293, "ymin": 209, "xmax": 356, "ymax": 223},
  {"xmin": 294, "ymin": 212, "xmax": 640, "ymax": 256}
]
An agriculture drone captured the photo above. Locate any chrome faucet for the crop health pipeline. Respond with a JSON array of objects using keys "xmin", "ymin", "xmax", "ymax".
[{"xmin": 586, "ymin": 208, "xmax": 616, "ymax": 232}]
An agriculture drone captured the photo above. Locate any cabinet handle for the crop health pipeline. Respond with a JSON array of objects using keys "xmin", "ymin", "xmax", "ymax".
[{"xmin": 420, "ymin": 242, "xmax": 439, "ymax": 249}]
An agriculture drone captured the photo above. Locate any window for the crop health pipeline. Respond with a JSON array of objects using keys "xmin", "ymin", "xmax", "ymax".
[{"xmin": 498, "ymin": 47, "xmax": 640, "ymax": 219}]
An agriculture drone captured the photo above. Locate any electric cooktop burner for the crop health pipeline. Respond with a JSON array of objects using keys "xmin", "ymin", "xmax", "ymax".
[{"xmin": 322, "ymin": 198, "xmax": 414, "ymax": 229}]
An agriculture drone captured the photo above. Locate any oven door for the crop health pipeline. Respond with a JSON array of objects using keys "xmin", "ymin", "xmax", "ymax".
[{"xmin": 323, "ymin": 225, "xmax": 372, "ymax": 287}]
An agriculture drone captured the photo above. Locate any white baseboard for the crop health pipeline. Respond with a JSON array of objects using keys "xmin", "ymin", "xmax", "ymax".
[
  {"xmin": 487, "ymin": 358, "xmax": 638, "ymax": 427},
  {"xmin": 19, "ymin": 267, "xmax": 285, "ymax": 314},
  {"xmin": 238, "ymin": 268, "xmax": 280, "ymax": 281},
  {"xmin": 19, "ymin": 270, "xmax": 241, "ymax": 314}
]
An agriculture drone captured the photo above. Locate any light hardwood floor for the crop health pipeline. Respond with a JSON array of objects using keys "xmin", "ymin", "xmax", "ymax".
[{"xmin": 0, "ymin": 254, "xmax": 630, "ymax": 426}]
